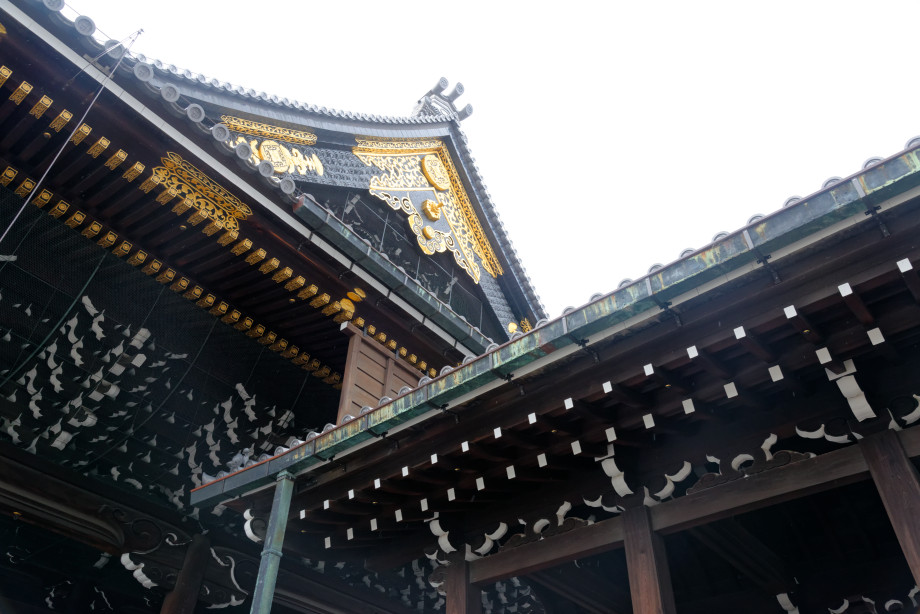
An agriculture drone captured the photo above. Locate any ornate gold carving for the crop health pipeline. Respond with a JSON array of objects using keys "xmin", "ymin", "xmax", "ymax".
[
  {"xmin": 128, "ymin": 250, "xmax": 147, "ymax": 266},
  {"xmin": 170, "ymin": 277, "xmax": 190, "ymax": 293},
  {"xmin": 96, "ymin": 231, "xmax": 117, "ymax": 248},
  {"xmin": 292, "ymin": 353, "xmax": 310, "ymax": 366},
  {"xmin": 153, "ymin": 152, "xmax": 252, "ymax": 232},
  {"xmin": 230, "ymin": 239, "xmax": 252, "ymax": 255},
  {"xmin": 309, "ymin": 293, "xmax": 330, "ymax": 308},
  {"xmin": 272, "ymin": 267, "xmax": 293, "ymax": 283},
  {"xmin": 218, "ymin": 230, "xmax": 239, "ymax": 246},
  {"xmin": 231, "ymin": 136, "xmax": 323, "ymax": 177},
  {"xmin": 113, "ymin": 241, "xmax": 132, "ymax": 257},
  {"xmin": 221, "ymin": 310, "xmax": 241, "ymax": 325},
  {"xmin": 49, "ymin": 201, "xmax": 69, "ymax": 218},
  {"xmin": 49, "ymin": 109, "xmax": 72, "ymax": 132},
  {"xmin": 245, "ymin": 248, "xmax": 266, "ymax": 265},
  {"xmin": 281, "ymin": 345, "xmax": 298, "ymax": 359},
  {"xmin": 183, "ymin": 286, "xmax": 203, "ymax": 300},
  {"xmin": 29, "ymin": 95, "xmax": 52, "ymax": 119},
  {"xmin": 0, "ymin": 166, "xmax": 17, "ymax": 186},
  {"xmin": 64, "ymin": 211, "xmax": 86, "ymax": 228},
  {"xmin": 142, "ymin": 260, "xmax": 162, "ymax": 275},
  {"xmin": 32, "ymin": 190, "xmax": 52, "ymax": 208},
  {"xmin": 171, "ymin": 199, "xmax": 192, "ymax": 215},
  {"xmin": 105, "ymin": 150, "xmax": 128, "ymax": 170},
  {"xmin": 520, "ymin": 318, "xmax": 533, "ymax": 332},
  {"xmin": 122, "ymin": 162, "xmax": 144, "ymax": 181},
  {"xmin": 202, "ymin": 220, "xmax": 223, "ymax": 236},
  {"xmin": 220, "ymin": 115, "xmax": 317, "ymax": 145},
  {"xmin": 155, "ymin": 187, "xmax": 178, "ymax": 205},
  {"xmin": 87, "ymin": 137, "xmax": 110, "ymax": 158},
  {"xmin": 258, "ymin": 258, "xmax": 280, "ymax": 274},
  {"xmin": 285, "ymin": 276, "xmax": 305, "ymax": 291},
  {"xmin": 14, "ymin": 178, "xmax": 35, "ymax": 198},
  {"xmin": 246, "ymin": 324, "xmax": 265, "ymax": 339},
  {"xmin": 138, "ymin": 172, "xmax": 161, "ymax": 193},
  {"xmin": 232, "ymin": 316, "xmax": 251, "ymax": 331},
  {"xmin": 298, "ymin": 284, "xmax": 318, "ymax": 300},
  {"xmin": 156, "ymin": 268, "xmax": 176, "ymax": 284},
  {"xmin": 421, "ymin": 154, "xmax": 450, "ymax": 190},
  {"xmin": 422, "ymin": 199, "xmax": 441, "ymax": 221},
  {"xmin": 0, "ymin": 66, "xmax": 11, "ymax": 88},
  {"xmin": 353, "ymin": 137, "xmax": 503, "ymax": 282},
  {"xmin": 71, "ymin": 123, "xmax": 91, "ymax": 145},
  {"xmin": 209, "ymin": 302, "xmax": 229, "ymax": 316},
  {"xmin": 9, "ymin": 81, "xmax": 31, "ymax": 105},
  {"xmin": 196, "ymin": 294, "xmax": 215, "ymax": 309},
  {"xmin": 81, "ymin": 221, "xmax": 102, "ymax": 239},
  {"xmin": 386, "ymin": 339, "xmax": 397, "ymax": 350},
  {"xmin": 187, "ymin": 210, "xmax": 208, "ymax": 226},
  {"xmin": 257, "ymin": 331, "xmax": 276, "ymax": 346},
  {"xmin": 321, "ymin": 301, "xmax": 341, "ymax": 316},
  {"xmin": 269, "ymin": 338, "xmax": 287, "ymax": 352}
]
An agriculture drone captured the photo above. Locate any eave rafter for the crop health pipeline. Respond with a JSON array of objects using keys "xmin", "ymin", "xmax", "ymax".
[{"xmin": 0, "ymin": 58, "xmax": 447, "ymax": 395}]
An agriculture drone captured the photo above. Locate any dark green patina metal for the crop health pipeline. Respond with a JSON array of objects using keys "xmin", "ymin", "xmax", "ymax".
[
  {"xmin": 191, "ymin": 149, "xmax": 920, "ymax": 510},
  {"xmin": 249, "ymin": 471, "xmax": 294, "ymax": 614}
]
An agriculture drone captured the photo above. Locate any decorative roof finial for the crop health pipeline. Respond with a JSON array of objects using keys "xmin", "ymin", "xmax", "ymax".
[{"xmin": 413, "ymin": 78, "xmax": 473, "ymax": 121}]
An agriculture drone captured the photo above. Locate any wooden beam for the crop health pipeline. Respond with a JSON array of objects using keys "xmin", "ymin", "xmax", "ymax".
[
  {"xmin": 623, "ymin": 506, "xmax": 676, "ymax": 614},
  {"xmin": 446, "ymin": 552, "xmax": 482, "ymax": 614},
  {"xmin": 470, "ymin": 516, "xmax": 625, "ymax": 586},
  {"xmin": 859, "ymin": 429, "xmax": 920, "ymax": 585},
  {"xmin": 469, "ymin": 426, "xmax": 920, "ymax": 587}
]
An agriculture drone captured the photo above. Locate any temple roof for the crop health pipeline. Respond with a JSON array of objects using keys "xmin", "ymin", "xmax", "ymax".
[{"xmin": 21, "ymin": 0, "xmax": 545, "ymax": 324}]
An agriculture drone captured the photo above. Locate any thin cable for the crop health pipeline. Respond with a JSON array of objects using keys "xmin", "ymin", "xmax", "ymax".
[
  {"xmin": 0, "ymin": 250, "xmax": 108, "ymax": 392},
  {"xmin": 0, "ymin": 29, "xmax": 143, "ymax": 248}
]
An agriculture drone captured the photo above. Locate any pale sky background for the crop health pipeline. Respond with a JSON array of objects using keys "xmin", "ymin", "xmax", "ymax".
[{"xmin": 66, "ymin": 1, "xmax": 920, "ymax": 317}]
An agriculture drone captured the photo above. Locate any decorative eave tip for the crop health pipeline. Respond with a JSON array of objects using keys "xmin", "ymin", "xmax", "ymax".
[{"xmin": 413, "ymin": 77, "xmax": 473, "ymax": 121}]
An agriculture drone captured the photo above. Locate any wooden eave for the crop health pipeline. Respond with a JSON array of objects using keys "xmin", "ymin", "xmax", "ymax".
[
  {"xmin": 208, "ymin": 179, "xmax": 920, "ymax": 572},
  {"xmin": 0, "ymin": 16, "xmax": 462, "ymax": 391}
]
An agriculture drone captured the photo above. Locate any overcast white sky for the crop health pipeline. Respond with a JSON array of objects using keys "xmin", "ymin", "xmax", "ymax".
[{"xmin": 70, "ymin": 0, "xmax": 920, "ymax": 317}]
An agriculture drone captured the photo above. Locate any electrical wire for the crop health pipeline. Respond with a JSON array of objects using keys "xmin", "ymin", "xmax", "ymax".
[{"xmin": 0, "ymin": 28, "xmax": 143, "ymax": 248}]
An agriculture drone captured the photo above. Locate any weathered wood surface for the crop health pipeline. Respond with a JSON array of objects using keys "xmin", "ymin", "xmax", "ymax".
[
  {"xmin": 860, "ymin": 429, "xmax": 920, "ymax": 585},
  {"xmin": 446, "ymin": 552, "xmax": 482, "ymax": 614},
  {"xmin": 623, "ymin": 506, "xmax": 676, "ymax": 614},
  {"xmin": 469, "ymin": 426, "xmax": 920, "ymax": 586}
]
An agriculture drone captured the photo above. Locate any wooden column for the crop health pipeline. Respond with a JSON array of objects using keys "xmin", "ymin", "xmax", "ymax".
[
  {"xmin": 161, "ymin": 533, "xmax": 211, "ymax": 614},
  {"xmin": 860, "ymin": 429, "xmax": 920, "ymax": 584},
  {"xmin": 623, "ymin": 506, "xmax": 676, "ymax": 614},
  {"xmin": 446, "ymin": 552, "xmax": 482, "ymax": 614}
]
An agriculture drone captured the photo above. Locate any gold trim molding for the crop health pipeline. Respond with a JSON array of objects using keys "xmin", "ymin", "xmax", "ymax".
[
  {"xmin": 220, "ymin": 115, "xmax": 317, "ymax": 146},
  {"xmin": 353, "ymin": 137, "xmax": 502, "ymax": 283},
  {"xmin": 153, "ymin": 152, "xmax": 252, "ymax": 232}
]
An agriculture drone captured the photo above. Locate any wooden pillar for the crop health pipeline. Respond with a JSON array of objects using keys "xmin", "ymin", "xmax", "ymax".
[
  {"xmin": 860, "ymin": 429, "xmax": 920, "ymax": 584},
  {"xmin": 161, "ymin": 533, "xmax": 211, "ymax": 614},
  {"xmin": 446, "ymin": 552, "xmax": 482, "ymax": 614},
  {"xmin": 623, "ymin": 506, "xmax": 676, "ymax": 614}
]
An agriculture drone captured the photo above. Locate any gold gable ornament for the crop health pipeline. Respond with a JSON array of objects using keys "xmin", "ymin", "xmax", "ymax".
[
  {"xmin": 152, "ymin": 152, "xmax": 251, "ymax": 232},
  {"xmin": 353, "ymin": 137, "xmax": 503, "ymax": 284}
]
